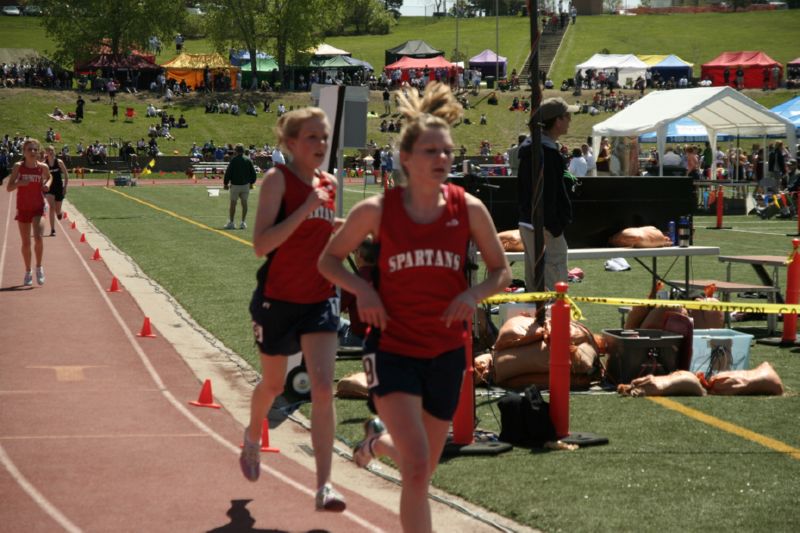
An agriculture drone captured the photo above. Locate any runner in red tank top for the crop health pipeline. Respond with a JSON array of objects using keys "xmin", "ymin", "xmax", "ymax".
[
  {"xmin": 239, "ymin": 108, "xmax": 348, "ymax": 512},
  {"xmin": 6, "ymin": 138, "xmax": 52, "ymax": 287},
  {"xmin": 319, "ymin": 83, "xmax": 511, "ymax": 533}
]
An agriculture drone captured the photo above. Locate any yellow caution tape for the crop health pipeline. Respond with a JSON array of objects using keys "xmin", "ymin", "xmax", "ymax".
[
  {"xmin": 483, "ymin": 291, "xmax": 584, "ymax": 320},
  {"xmin": 483, "ymin": 291, "xmax": 800, "ymax": 315}
]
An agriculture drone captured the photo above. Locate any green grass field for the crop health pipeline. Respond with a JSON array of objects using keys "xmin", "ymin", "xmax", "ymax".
[{"xmin": 64, "ymin": 184, "xmax": 800, "ymax": 533}]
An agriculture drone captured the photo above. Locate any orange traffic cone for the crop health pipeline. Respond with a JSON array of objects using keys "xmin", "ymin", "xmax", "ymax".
[
  {"xmin": 189, "ymin": 379, "xmax": 221, "ymax": 409},
  {"xmin": 92, "ymin": 248, "xmax": 102, "ymax": 261},
  {"xmin": 137, "ymin": 316, "xmax": 156, "ymax": 338},
  {"xmin": 70, "ymin": 221, "xmax": 77, "ymax": 230},
  {"xmin": 79, "ymin": 233, "xmax": 86, "ymax": 242},
  {"xmin": 241, "ymin": 419, "xmax": 280, "ymax": 453},
  {"xmin": 62, "ymin": 211, "xmax": 68, "ymax": 219},
  {"xmin": 107, "ymin": 276, "xmax": 122, "ymax": 292}
]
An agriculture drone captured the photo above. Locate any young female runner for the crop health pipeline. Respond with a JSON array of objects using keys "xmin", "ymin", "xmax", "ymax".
[
  {"xmin": 318, "ymin": 83, "xmax": 511, "ymax": 532},
  {"xmin": 44, "ymin": 145, "xmax": 69, "ymax": 236},
  {"xmin": 239, "ymin": 107, "xmax": 346, "ymax": 512},
  {"xmin": 6, "ymin": 138, "xmax": 52, "ymax": 286}
]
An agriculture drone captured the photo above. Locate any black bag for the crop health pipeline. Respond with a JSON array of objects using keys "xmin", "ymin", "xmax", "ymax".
[{"xmin": 498, "ymin": 385, "xmax": 557, "ymax": 448}]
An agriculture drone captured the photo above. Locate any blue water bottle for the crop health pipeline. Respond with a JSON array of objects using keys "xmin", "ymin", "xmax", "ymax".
[{"xmin": 668, "ymin": 220, "xmax": 676, "ymax": 246}]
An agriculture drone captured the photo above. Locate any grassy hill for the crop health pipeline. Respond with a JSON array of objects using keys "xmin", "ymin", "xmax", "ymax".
[{"xmin": 0, "ymin": 12, "xmax": 797, "ymax": 157}]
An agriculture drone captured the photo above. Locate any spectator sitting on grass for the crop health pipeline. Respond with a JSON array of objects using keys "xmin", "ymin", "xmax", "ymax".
[
  {"xmin": 245, "ymin": 103, "xmax": 257, "ymax": 116},
  {"xmin": 190, "ymin": 143, "xmax": 202, "ymax": 159},
  {"xmin": 230, "ymin": 102, "xmax": 240, "ymax": 116},
  {"xmin": 160, "ymin": 125, "xmax": 174, "ymax": 140},
  {"xmin": 177, "ymin": 114, "xmax": 187, "ymax": 128},
  {"xmin": 146, "ymin": 103, "xmax": 157, "ymax": 117}
]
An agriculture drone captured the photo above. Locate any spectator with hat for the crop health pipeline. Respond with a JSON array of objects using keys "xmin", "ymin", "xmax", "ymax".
[{"xmin": 516, "ymin": 96, "xmax": 579, "ymax": 290}]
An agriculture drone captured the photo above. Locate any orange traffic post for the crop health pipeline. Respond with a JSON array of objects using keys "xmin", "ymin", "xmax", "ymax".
[
  {"xmin": 759, "ymin": 238, "xmax": 800, "ymax": 348},
  {"xmin": 707, "ymin": 185, "xmax": 731, "ymax": 229},
  {"xmin": 549, "ymin": 282, "xmax": 571, "ymax": 439},
  {"xmin": 451, "ymin": 321, "xmax": 474, "ymax": 446},
  {"xmin": 782, "ymin": 239, "xmax": 800, "ymax": 344}
]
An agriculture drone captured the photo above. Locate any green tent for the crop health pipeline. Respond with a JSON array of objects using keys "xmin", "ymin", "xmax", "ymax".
[{"xmin": 239, "ymin": 57, "xmax": 279, "ymax": 86}]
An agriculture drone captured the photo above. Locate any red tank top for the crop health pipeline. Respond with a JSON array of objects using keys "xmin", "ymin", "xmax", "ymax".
[
  {"xmin": 15, "ymin": 164, "xmax": 45, "ymax": 212},
  {"xmin": 262, "ymin": 164, "xmax": 335, "ymax": 303},
  {"xmin": 376, "ymin": 183, "xmax": 470, "ymax": 358}
]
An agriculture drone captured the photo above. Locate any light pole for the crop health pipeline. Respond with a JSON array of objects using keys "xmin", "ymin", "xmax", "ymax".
[{"xmin": 495, "ymin": 0, "xmax": 499, "ymax": 81}]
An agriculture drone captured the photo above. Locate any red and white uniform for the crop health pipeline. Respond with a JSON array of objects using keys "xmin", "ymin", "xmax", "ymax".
[
  {"xmin": 262, "ymin": 164, "xmax": 335, "ymax": 303},
  {"xmin": 376, "ymin": 183, "xmax": 470, "ymax": 358},
  {"xmin": 15, "ymin": 164, "xmax": 46, "ymax": 217}
]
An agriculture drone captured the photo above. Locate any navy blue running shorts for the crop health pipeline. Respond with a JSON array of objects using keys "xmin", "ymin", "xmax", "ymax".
[
  {"xmin": 250, "ymin": 289, "xmax": 339, "ymax": 356},
  {"xmin": 362, "ymin": 346, "xmax": 466, "ymax": 421}
]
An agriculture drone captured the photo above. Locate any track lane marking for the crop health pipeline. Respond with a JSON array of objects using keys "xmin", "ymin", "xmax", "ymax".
[
  {"xmin": 105, "ymin": 187, "xmax": 252, "ymax": 246},
  {"xmin": 61, "ymin": 201, "xmax": 385, "ymax": 531},
  {"xmin": 648, "ymin": 397, "xmax": 800, "ymax": 460}
]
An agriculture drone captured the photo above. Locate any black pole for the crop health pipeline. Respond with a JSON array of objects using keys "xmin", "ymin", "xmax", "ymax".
[{"xmin": 529, "ymin": 0, "xmax": 545, "ymax": 296}]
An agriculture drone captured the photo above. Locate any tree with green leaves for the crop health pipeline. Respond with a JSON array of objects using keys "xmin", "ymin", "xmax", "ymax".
[
  {"xmin": 341, "ymin": 0, "xmax": 395, "ymax": 34},
  {"xmin": 202, "ymin": 0, "xmax": 344, "ymax": 89},
  {"xmin": 38, "ymin": 0, "xmax": 186, "ymax": 65}
]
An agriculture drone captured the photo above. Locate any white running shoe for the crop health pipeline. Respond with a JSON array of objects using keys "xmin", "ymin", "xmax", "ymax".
[
  {"xmin": 239, "ymin": 429, "xmax": 261, "ymax": 482},
  {"xmin": 315, "ymin": 483, "xmax": 346, "ymax": 512},
  {"xmin": 224, "ymin": 221, "xmax": 235, "ymax": 230},
  {"xmin": 36, "ymin": 267, "xmax": 45, "ymax": 285},
  {"xmin": 239, "ymin": 221, "xmax": 247, "ymax": 230},
  {"xmin": 23, "ymin": 271, "xmax": 33, "ymax": 287}
]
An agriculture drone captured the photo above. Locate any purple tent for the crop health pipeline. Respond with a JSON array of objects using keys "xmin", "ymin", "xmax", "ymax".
[{"xmin": 469, "ymin": 49, "xmax": 507, "ymax": 78}]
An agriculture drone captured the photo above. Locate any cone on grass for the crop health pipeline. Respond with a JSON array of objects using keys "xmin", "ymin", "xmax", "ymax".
[
  {"xmin": 79, "ymin": 233, "xmax": 86, "ymax": 243},
  {"xmin": 92, "ymin": 248, "xmax": 102, "ymax": 261},
  {"xmin": 137, "ymin": 316, "xmax": 156, "ymax": 338},
  {"xmin": 107, "ymin": 276, "xmax": 122, "ymax": 293},
  {"xmin": 240, "ymin": 418, "xmax": 280, "ymax": 453},
  {"xmin": 71, "ymin": 221, "xmax": 77, "ymax": 230},
  {"xmin": 189, "ymin": 379, "xmax": 221, "ymax": 409}
]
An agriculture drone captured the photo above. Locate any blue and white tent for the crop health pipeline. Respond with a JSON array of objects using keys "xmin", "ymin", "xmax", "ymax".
[
  {"xmin": 770, "ymin": 96, "xmax": 800, "ymax": 135},
  {"xmin": 638, "ymin": 116, "xmax": 732, "ymax": 143},
  {"xmin": 649, "ymin": 54, "xmax": 693, "ymax": 82}
]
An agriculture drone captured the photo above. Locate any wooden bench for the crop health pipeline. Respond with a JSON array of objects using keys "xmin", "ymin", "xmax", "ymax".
[{"xmin": 668, "ymin": 279, "xmax": 780, "ymax": 333}]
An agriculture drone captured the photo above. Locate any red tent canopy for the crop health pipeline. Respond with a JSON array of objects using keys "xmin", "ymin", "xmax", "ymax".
[
  {"xmin": 701, "ymin": 51, "xmax": 782, "ymax": 89},
  {"xmin": 384, "ymin": 55, "xmax": 461, "ymax": 82},
  {"xmin": 789, "ymin": 58, "xmax": 800, "ymax": 66}
]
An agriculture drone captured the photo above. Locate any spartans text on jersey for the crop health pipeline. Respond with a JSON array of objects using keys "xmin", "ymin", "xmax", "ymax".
[{"xmin": 387, "ymin": 249, "xmax": 462, "ymax": 272}]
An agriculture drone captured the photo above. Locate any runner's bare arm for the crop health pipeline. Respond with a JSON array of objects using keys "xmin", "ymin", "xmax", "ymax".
[
  {"xmin": 252, "ymin": 167, "xmax": 326, "ymax": 257},
  {"xmin": 5, "ymin": 162, "xmax": 21, "ymax": 192},
  {"xmin": 319, "ymin": 197, "xmax": 387, "ymax": 331}
]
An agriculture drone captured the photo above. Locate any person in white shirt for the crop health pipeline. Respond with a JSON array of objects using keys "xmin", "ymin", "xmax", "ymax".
[
  {"xmin": 568, "ymin": 148, "xmax": 588, "ymax": 177},
  {"xmin": 581, "ymin": 143, "xmax": 595, "ymax": 174},
  {"xmin": 270, "ymin": 146, "xmax": 285, "ymax": 165},
  {"xmin": 662, "ymin": 146, "xmax": 682, "ymax": 167}
]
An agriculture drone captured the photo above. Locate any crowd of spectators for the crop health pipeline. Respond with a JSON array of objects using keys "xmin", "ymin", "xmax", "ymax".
[{"xmin": 1, "ymin": 61, "xmax": 73, "ymax": 89}]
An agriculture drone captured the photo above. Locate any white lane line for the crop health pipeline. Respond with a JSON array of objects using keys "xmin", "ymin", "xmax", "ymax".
[
  {"xmin": 0, "ymin": 193, "xmax": 12, "ymax": 285},
  {"xmin": 0, "ymin": 195, "xmax": 83, "ymax": 532},
  {"xmin": 0, "ymin": 445, "xmax": 82, "ymax": 532},
  {"xmin": 60, "ymin": 221, "xmax": 385, "ymax": 532}
]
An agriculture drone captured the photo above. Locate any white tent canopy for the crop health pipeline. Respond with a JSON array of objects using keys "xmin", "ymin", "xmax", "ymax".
[
  {"xmin": 591, "ymin": 86, "xmax": 797, "ymax": 176},
  {"xmin": 575, "ymin": 53, "xmax": 648, "ymax": 84}
]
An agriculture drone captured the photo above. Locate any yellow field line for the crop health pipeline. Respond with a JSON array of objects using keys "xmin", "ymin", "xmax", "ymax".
[
  {"xmin": 648, "ymin": 397, "xmax": 800, "ymax": 460},
  {"xmin": 105, "ymin": 187, "xmax": 252, "ymax": 247}
]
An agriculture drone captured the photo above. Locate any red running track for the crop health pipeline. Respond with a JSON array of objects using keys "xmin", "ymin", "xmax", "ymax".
[{"xmin": 0, "ymin": 186, "xmax": 399, "ymax": 531}]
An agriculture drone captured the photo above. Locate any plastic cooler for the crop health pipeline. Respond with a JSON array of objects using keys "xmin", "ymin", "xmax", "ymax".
[
  {"xmin": 690, "ymin": 329, "xmax": 753, "ymax": 376},
  {"xmin": 602, "ymin": 329, "xmax": 683, "ymax": 385}
]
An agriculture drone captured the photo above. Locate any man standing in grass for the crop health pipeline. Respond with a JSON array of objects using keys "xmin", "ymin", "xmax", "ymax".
[{"xmin": 223, "ymin": 144, "xmax": 257, "ymax": 230}]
